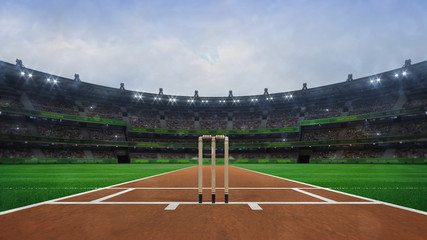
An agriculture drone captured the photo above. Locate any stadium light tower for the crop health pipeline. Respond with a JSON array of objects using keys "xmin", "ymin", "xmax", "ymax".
[
  {"xmin": 16, "ymin": 59, "xmax": 24, "ymax": 69},
  {"xmin": 403, "ymin": 59, "xmax": 411, "ymax": 68},
  {"xmin": 74, "ymin": 74, "xmax": 81, "ymax": 82},
  {"xmin": 302, "ymin": 83, "xmax": 308, "ymax": 90},
  {"xmin": 264, "ymin": 88, "xmax": 269, "ymax": 95},
  {"xmin": 228, "ymin": 90, "xmax": 233, "ymax": 98}
]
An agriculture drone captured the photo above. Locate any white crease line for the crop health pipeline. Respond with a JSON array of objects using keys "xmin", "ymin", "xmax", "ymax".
[
  {"xmin": 164, "ymin": 203, "xmax": 180, "ymax": 210},
  {"xmin": 292, "ymin": 188, "xmax": 336, "ymax": 202},
  {"xmin": 107, "ymin": 187, "xmax": 321, "ymax": 190},
  {"xmin": 91, "ymin": 188, "xmax": 135, "ymax": 202},
  {"xmin": 0, "ymin": 166, "xmax": 194, "ymax": 216},
  {"xmin": 46, "ymin": 201, "xmax": 382, "ymax": 205},
  {"xmin": 248, "ymin": 203, "xmax": 263, "ymax": 210},
  {"xmin": 236, "ymin": 166, "xmax": 427, "ymax": 216}
]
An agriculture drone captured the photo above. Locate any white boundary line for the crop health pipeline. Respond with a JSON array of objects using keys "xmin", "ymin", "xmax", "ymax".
[
  {"xmin": 91, "ymin": 188, "xmax": 135, "ymax": 202},
  {"xmin": 236, "ymin": 166, "xmax": 427, "ymax": 216},
  {"xmin": 0, "ymin": 166, "xmax": 194, "ymax": 216},
  {"xmin": 292, "ymin": 188, "xmax": 335, "ymax": 202}
]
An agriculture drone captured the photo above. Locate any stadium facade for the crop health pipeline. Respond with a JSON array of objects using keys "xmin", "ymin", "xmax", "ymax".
[{"xmin": 0, "ymin": 59, "xmax": 426, "ymax": 164}]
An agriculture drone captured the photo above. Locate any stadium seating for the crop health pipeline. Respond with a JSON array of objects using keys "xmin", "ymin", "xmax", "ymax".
[{"xmin": 0, "ymin": 59, "xmax": 426, "ymax": 164}]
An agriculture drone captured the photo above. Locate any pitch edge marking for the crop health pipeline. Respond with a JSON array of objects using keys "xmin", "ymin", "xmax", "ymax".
[
  {"xmin": 91, "ymin": 188, "xmax": 135, "ymax": 202},
  {"xmin": 236, "ymin": 166, "xmax": 427, "ymax": 216},
  {"xmin": 248, "ymin": 203, "xmax": 263, "ymax": 210},
  {"xmin": 165, "ymin": 203, "xmax": 180, "ymax": 210},
  {"xmin": 0, "ymin": 166, "xmax": 194, "ymax": 216},
  {"xmin": 292, "ymin": 188, "xmax": 336, "ymax": 202}
]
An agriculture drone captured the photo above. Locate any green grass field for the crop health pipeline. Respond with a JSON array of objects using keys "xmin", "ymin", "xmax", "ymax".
[
  {"xmin": 0, "ymin": 164, "xmax": 192, "ymax": 212},
  {"xmin": 0, "ymin": 164, "xmax": 426, "ymax": 212},
  {"xmin": 236, "ymin": 164, "xmax": 427, "ymax": 211}
]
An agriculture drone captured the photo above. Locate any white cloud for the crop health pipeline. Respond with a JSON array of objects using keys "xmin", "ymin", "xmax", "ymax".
[{"xmin": 0, "ymin": 0, "xmax": 426, "ymax": 97}]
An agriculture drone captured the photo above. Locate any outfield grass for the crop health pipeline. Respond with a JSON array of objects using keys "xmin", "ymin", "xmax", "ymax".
[
  {"xmin": 0, "ymin": 164, "xmax": 192, "ymax": 212},
  {"xmin": 1, "ymin": 164, "xmax": 426, "ymax": 213},
  {"xmin": 235, "ymin": 164, "xmax": 427, "ymax": 211}
]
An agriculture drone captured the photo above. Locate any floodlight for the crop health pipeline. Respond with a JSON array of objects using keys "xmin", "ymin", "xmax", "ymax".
[
  {"xmin": 370, "ymin": 79, "xmax": 374, "ymax": 83},
  {"xmin": 402, "ymin": 71, "xmax": 407, "ymax": 76},
  {"xmin": 251, "ymin": 99, "xmax": 254, "ymax": 102},
  {"xmin": 16, "ymin": 127, "xmax": 20, "ymax": 130},
  {"xmin": 326, "ymin": 109, "xmax": 329, "ymax": 112},
  {"xmin": 376, "ymin": 78, "xmax": 380, "ymax": 82},
  {"xmin": 394, "ymin": 73, "xmax": 399, "ymax": 78},
  {"xmin": 47, "ymin": 78, "xmax": 51, "ymax": 82},
  {"xmin": 20, "ymin": 72, "xmax": 25, "ymax": 76},
  {"xmin": 285, "ymin": 95, "xmax": 289, "ymax": 99},
  {"xmin": 233, "ymin": 100, "xmax": 236, "ymax": 103},
  {"xmin": 53, "ymin": 79, "xmax": 57, "ymax": 84},
  {"xmin": 28, "ymin": 74, "xmax": 32, "ymax": 78},
  {"xmin": 205, "ymin": 100, "xmax": 208, "ymax": 103}
]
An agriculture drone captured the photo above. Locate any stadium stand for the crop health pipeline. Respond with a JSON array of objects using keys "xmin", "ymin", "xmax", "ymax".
[
  {"xmin": 0, "ymin": 59, "xmax": 426, "ymax": 164},
  {"xmin": 29, "ymin": 94, "xmax": 79, "ymax": 115},
  {"xmin": 38, "ymin": 124, "xmax": 83, "ymax": 139},
  {"xmin": 200, "ymin": 112, "xmax": 228, "ymax": 130},
  {"xmin": 0, "ymin": 120, "xmax": 29, "ymax": 136}
]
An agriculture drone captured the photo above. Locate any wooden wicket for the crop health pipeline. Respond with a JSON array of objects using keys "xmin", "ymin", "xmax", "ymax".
[{"xmin": 198, "ymin": 135, "xmax": 229, "ymax": 203}]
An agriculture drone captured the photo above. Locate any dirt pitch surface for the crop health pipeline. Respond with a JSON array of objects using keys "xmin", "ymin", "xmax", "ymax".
[{"xmin": 0, "ymin": 166, "xmax": 426, "ymax": 240}]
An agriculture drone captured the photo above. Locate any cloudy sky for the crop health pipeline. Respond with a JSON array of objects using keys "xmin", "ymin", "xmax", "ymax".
[{"xmin": 1, "ymin": 0, "xmax": 426, "ymax": 96}]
